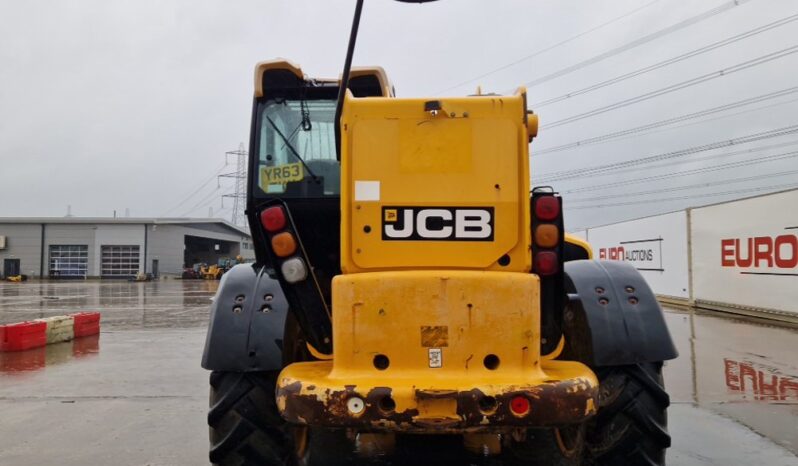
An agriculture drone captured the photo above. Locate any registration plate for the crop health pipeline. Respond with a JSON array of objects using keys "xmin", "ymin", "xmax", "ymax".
[{"xmin": 261, "ymin": 162, "xmax": 303, "ymax": 185}]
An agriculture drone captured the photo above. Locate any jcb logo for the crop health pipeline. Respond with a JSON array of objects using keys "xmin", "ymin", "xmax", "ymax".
[{"xmin": 382, "ymin": 206, "xmax": 494, "ymax": 241}]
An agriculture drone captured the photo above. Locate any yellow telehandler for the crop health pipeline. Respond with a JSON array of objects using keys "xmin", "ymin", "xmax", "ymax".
[{"xmin": 202, "ymin": 1, "xmax": 677, "ymax": 464}]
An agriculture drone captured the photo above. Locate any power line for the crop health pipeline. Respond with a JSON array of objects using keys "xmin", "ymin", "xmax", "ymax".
[
  {"xmin": 542, "ymin": 45, "xmax": 798, "ymax": 129},
  {"xmin": 533, "ymin": 87, "xmax": 798, "ymax": 155},
  {"xmin": 615, "ymin": 96, "xmax": 798, "ymax": 146},
  {"xmin": 520, "ymin": 0, "xmax": 753, "ymax": 90},
  {"xmin": 582, "ymin": 139, "xmax": 798, "ymax": 179},
  {"xmin": 180, "ymin": 189, "xmax": 222, "ymax": 218},
  {"xmin": 531, "ymin": 12, "xmax": 798, "ymax": 108},
  {"xmin": 435, "ymin": 0, "xmax": 663, "ymax": 94},
  {"xmin": 160, "ymin": 161, "xmax": 227, "ymax": 216},
  {"xmin": 212, "ymin": 205, "xmax": 233, "ymax": 219},
  {"xmin": 179, "ymin": 186, "xmax": 222, "ymax": 218},
  {"xmin": 566, "ymin": 182, "xmax": 798, "ymax": 210},
  {"xmin": 566, "ymin": 168, "xmax": 798, "ymax": 203},
  {"xmin": 539, "ymin": 126, "xmax": 798, "ymax": 181},
  {"xmin": 561, "ymin": 149, "xmax": 798, "ymax": 195},
  {"xmin": 536, "ymin": 124, "xmax": 798, "ymax": 182}
]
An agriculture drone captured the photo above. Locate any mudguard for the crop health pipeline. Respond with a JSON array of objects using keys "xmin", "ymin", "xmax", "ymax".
[
  {"xmin": 201, "ymin": 263, "xmax": 289, "ymax": 372},
  {"xmin": 563, "ymin": 260, "xmax": 678, "ymax": 367}
]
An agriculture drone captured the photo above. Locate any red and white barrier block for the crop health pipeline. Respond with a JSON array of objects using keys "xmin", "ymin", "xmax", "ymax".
[
  {"xmin": 34, "ymin": 315, "xmax": 74, "ymax": 344},
  {"xmin": 72, "ymin": 312, "xmax": 101, "ymax": 338},
  {"xmin": 0, "ymin": 321, "xmax": 47, "ymax": 352},
  {"xmin": 0, "ymin": 312, "xmax": 101, "ymax": 352}
]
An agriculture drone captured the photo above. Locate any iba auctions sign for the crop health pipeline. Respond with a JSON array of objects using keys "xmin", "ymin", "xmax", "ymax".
[{"xmin": 598, "ymin": 237, "xmax": 664, "ymax": 271}]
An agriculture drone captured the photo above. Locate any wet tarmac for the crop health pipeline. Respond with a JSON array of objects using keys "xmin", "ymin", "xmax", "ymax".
[{"xmin": 0, "ymin": 279, "xmax": 796, "ymax": 465}]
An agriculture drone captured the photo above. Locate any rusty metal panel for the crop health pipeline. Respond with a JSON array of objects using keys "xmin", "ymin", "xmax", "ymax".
[{"xmin": 275, "ymin": 270, "xmax": 598, "ymax": 431}]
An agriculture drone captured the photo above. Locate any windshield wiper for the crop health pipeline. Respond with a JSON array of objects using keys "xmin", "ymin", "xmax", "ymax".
[{"xmin": 265, "ymin": 115, "xmax": 319, "ymax": 180}]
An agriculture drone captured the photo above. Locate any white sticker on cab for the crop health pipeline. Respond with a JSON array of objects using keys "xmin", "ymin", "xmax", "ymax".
[{"xmin": 354, "ymin": 180, "xmax": 380, "ymax": 201}]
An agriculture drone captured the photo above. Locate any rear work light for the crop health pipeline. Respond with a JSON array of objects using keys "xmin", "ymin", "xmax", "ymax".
[
  {"xmin": 281, "ymin": 257, "xmax": 308, "ymax": 283},
  {"xmin": 535, "ymin": 251, "xmax": 559, "ymax": 276},
  {"xmin": 260, "ymin": 206, "xmax": 286, "ymax": 232},
  {"xmin": 271, "ymin": 232, "xmax": 297, "ymax": 257},
  {"xmin": 534, "ymin": 196, "xmax": 560, "ymax": 221}
]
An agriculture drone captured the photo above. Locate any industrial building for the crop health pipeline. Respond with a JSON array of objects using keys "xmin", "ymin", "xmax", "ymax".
[{"xmin": 0, "ymin": 218, "xmax": 254, "ymax": 279}]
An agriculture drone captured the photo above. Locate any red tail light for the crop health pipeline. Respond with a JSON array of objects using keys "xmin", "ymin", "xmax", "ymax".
[
  {"xmin": 535, "ymin": 251, "xmax": 559, "ymax": 276},
  {"xmin": 260, "ymin": 206, "xmax": 286, "ymax": 232},
  {"xmin": 534, "ymin": 196, "xmax": 560, "ymax": 221},
  {"xmin": 509, "ymin": 395, "xmax": 530, "ymax": 416}
]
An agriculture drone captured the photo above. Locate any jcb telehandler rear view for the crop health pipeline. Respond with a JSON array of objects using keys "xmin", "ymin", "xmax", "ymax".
[{"xmin": 202, "ymin": 1, "xmax": 677, "ymax": 464}]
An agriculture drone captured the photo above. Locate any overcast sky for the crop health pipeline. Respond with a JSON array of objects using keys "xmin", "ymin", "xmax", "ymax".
[{"xmin": 1, "ymin": 0, "xmax": 797, "ymax": 230}]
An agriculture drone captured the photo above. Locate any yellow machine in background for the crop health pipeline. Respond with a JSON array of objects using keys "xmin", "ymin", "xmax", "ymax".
[
  {"xmin": 199, "ymin": 257, "xmax": 244, "ymax": 280},
  {"xmin": 201, "ymin": 264, "xmax": 224, "ymax": 280}
]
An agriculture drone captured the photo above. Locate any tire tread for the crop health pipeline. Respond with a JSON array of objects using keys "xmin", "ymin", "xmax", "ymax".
[
  {"xmin": 587, "ymin": 362, "xmax": 670, "ymax": 466},
  {"xmin": 208, "ymin": 371, "xmax": 288, "ymax": 466}
]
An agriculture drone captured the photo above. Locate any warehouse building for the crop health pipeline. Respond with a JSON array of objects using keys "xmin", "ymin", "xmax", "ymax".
[{"xmin": 0, "ymin": 218, "xmax": 254, "ymax": 279}]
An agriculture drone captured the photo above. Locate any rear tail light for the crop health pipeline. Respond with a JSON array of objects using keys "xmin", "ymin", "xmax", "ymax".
[
  {"xmin": 509, "ymin": 395, "xmax": 530, "ymax": 416},
  {"xmin": 271, "ymin": 232, "xmax": 297, "ymax": 257},
  {"xmin": 534, "ymin": 224, "xmax": 559, "ymax": 248},
  {"xmin": 531, "ymin": 192, "xmax": 562, "ymax": 276},
  {"xmin": 281, "ymin": 257, "xmax": 308, "ymax": 283},
  {"xmin": 261, "ymin": 205, "xmax": 309, "ymax": 284},
  {"xmin": 534, "ymin": 196, "xmax": 560, "ymax": 221},
  {"xmin": 531, "ymin": 190, "xmax": 564, "ymax": 356},
  {"xmin": 535, "ymin": 251, "xmax": 558, "ymax": 276},
  {"xmin": 260, "ymin": 206, "xmax": 286, "ymax": 232}
]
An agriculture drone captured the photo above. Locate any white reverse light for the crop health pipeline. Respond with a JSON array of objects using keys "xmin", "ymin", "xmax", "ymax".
[
  {"xmin": 347, "ymin": 396, "xmax": 365, "ymax": 415},
  {"xmin": 281, "ymin": 257, "xmax": 308, "ymax": 283}
]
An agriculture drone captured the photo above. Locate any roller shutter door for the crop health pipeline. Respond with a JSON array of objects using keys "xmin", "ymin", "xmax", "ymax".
[
  {"xmin": 49, "ymin": 245, "xmax": 88, "ymax": 278},
  {"xmin": 101, "ymin": 245, "xmax": 140, "ymax": 278}
]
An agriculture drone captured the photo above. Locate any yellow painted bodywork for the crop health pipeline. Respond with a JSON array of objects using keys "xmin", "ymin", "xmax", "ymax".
[
  {"xmin": 277, "ymin": 271, "xmax": 598, "ymax": 430},
  {"xmin": 565, "ymin": 233, "xmax": 594, "ymax": 259},
  {"xmin": 254, "ymin": 58, "xmax": 303, "ymax": 97},
  {"xmin": 348, "ymin": 66, "xmax": 394, "ymax": 97},
  {"xmin": 331, "ymin": 271, "xmax": 541, "ymax": 375},
  {"xmin": 254, "ymin": 59, "xmax": 392, "ymax": 98},
  {"xmin": 260, "ymin": 60, "xmax": 600, "ymax": 431},
  {"xmin": 339, "ymin": 91, "xmax": 532, "ymax": 273}
]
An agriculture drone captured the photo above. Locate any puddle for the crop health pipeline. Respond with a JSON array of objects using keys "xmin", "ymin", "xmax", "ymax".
[
  {"xmin": 0, "ymin": 279, "xmax": 218, "ymax": 328},
  {"xmin": 0, "ymin": 334, "xmax": 100, "ymax": 373},
  {"xmin": 664, "ymin": 308, "xmax": 798, "ymax": 454}
]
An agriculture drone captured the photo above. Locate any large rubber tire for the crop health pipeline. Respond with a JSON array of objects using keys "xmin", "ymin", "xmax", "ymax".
[
  {"xmin": 586, "ymin": 362, "xmax": 671, "ymax": 466},
  {"xmin": 208, "ymin": 370, "xmax": 296, "ymax": 465},
  {"xmin": 501, "ymin": 424, "xmax": 586, "ymax": 466},
  {"xmin": 208, "ymin": 311, "xmax": 354, "ymax": 466}
]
